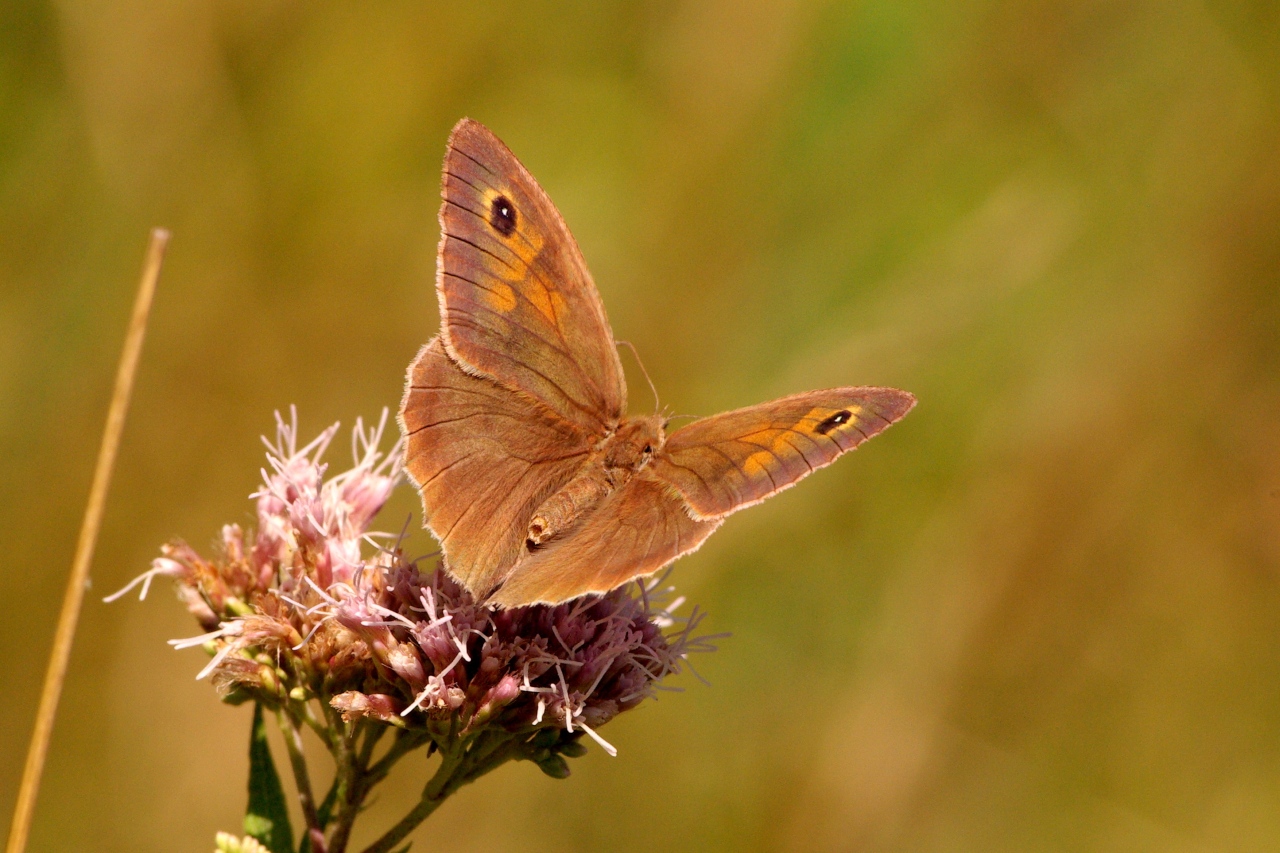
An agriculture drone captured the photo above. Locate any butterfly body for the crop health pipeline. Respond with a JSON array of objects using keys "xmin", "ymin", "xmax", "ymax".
[
  {"xmin": 401, "ymin": 118, "xmax": 916, "ymax": 608},
  {"xmin": 528, "ymin": 415, "xmax": 663, "ymax": 547}
]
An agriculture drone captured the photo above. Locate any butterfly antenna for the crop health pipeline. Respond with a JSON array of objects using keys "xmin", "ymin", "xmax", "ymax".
[{"xmin": 616, "ymin": 340, "xmax": 660, "ymax": 413}]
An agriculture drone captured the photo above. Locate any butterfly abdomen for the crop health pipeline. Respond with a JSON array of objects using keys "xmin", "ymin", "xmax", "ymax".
[
  {"xmin": 527, "ymin": 469, "xmax": 612, "ymax": 546},
  {"xmin": 526, "ymin": 415, "xmax": 665, "ymax": 548}
]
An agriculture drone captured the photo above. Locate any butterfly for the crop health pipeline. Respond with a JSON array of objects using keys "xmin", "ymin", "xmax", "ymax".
[{"xmin": 399, "ymin": 118, "xmax": 915, "ymax": 608}]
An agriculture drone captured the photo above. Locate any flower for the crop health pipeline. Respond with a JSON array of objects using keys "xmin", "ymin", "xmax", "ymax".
[
  {"xmin": 111, "ymin": 407, "xmax": 715, "ymax": 764},
  {"xmin": 214, "ymin": 832, "xmax": 270, "ymax": 853}
]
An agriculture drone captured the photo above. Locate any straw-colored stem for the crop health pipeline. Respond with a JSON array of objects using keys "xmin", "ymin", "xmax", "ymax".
[{"xmin": 5, "ymin": 229, "xmax": 169, "ymax": 853}]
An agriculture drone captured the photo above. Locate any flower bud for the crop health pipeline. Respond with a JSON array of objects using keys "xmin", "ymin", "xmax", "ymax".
[
  {"xmin": 331, "ymin": 692, "xmax": 407, "ymax": 725},
  {"xmin": 534, "ymin": 753, "xmax": 571, "ymax": 779}
]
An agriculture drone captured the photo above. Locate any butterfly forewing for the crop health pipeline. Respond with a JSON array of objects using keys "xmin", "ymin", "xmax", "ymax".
[
  {"xmin": 488, "ymin": 473, "xmax": 722, "ymax": 607},
  {"xmin": 438, "ymin": 118, "xmax": 627, "ymax": 434},
  {"xmin": 399, "ymin": 337, "xmax": 593, "ymax": 595},
  {"xmin": 651, "ymin": 388, "xmax": 916, "ymax": 520}
]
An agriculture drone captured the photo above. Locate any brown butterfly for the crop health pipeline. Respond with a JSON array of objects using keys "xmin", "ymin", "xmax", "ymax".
[{"xmin": 399, "ymin": 118, "xmax": 915, "ymax": 608}]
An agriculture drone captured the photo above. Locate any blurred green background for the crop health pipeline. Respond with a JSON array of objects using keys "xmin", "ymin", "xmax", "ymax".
[{"xmin": 4, "ymin": 1, "xmax": 1280, "ymax": 851}]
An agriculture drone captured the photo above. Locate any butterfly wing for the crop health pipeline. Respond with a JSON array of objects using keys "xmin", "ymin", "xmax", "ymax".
[
  {"xmin": 399, "ymin": 337, "xmax": 593, "ymax": 596},
  {"xmin": 488, "ymin": 386, "xmax": 914, "ymax": 606},
  {"xmin": 650, "ymin": 388, "xmax": 916, "ymax": 519},
  {"xmin": 487, "ymin": 472, "xmax": 721, "ymax": 608},
  {"xmin": 438, "ymin": 118, "xmax": 627, "ymax": 433}
]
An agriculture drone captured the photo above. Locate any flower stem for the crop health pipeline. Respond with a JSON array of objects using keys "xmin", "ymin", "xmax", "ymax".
[
  {"xmin": 323, "ymin": 717, "xmax": 366, "ymax": 853},
  {"xmin": 277, "ymin": 708, "xmax": 326, "ymax": 853},
  {"xmin": 325, "ymin": 722, "xmax": 422, "ymax": 853},
  {"xmin": 357, "ymin": 734, "xmax": 525, "ymax": 853},
  {"xmin": 358, "ymin": 749, "xmax": 462, "ymax": 853},
  {"xmin": 364, "ymin": 729, "xmax": 432, "ymax": 787},
  {"xmin": 356, "ymin": 722, "xmax": 386, "ymax": 770}
]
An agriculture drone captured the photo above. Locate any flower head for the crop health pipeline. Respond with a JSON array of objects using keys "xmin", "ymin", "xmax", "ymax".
[{"xmin": 113, "ymin": 408, "xmax": 715, "ymax": 765}]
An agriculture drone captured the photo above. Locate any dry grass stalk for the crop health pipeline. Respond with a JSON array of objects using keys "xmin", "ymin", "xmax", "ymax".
[{"xmin": 5, "ymin": 229, "xmax": 169, "ymax": 853}]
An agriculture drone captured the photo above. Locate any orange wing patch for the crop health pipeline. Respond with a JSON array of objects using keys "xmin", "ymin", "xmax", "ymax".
[
  {"xmin": 653, "ymin": 390, "xmax": 914, "ymax": 519},
  {"xmin": 739, "ymin": 405, "xmax": 863, "ymax": 477},
  {"xmin": 436, "ymin": 119, "xmax": 627, "ymax": 433},
  {"xmin": 482, "ymin": 281, "xmax": 518, "ymax": 313},
  {"xmin": 524, "ymin": 279, "xmax": 565, "ymax": 324}
]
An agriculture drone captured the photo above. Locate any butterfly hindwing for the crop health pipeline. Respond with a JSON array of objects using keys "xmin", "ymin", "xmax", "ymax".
[
  {"xmin": 438, "ymin": 118, "xmax": 627, "ymax": 435},
  {"xmin": 488, "ymin": 472, "xmax": 721, "ymax": 607},
  {"xmin": 651, "ymin": 388, "xmax": 917, "ymax": 520},
  {"xmin": 399, "ymin": 337, "xmax": 593, "ymax": 596}
]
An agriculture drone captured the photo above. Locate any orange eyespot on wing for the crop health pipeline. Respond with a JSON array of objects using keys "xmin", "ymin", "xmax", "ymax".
[
  {"xmin": 438, "ymin": 118, "xmax": 626, "ymax": 434},
  {"xmin": 487, "ymin": 473, "xmax": 721, "ymax": 608},
  {"xmin": 651, "ymin": 388, "xmax": 916, "ymax": 519},
  {"xmin": 399, "ymin": 337, "xmax": 593, "ymax": 596}
]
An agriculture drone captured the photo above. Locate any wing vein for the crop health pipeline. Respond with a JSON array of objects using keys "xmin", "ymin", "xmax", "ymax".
[
  {"xmin": 778, "ymin": 435, "xmax": 816, "ymax": 474},
  {"xmin": 733, "ymin": 437, "xmax": 781, "ymax": 490},
  {"xmin": 703, "ymin": 445, "xmax": 749, "ymax": 505},
  {"xmin": 447, "ymin": 315, "xmax": 607, "ymax": 428},
  {"xmin": 450, "ymin": 145, "xmax": 498, "ymax": 177},
  {"xmin": 416, "ymin": 452, "xmax": 475, "ymax": 490}
]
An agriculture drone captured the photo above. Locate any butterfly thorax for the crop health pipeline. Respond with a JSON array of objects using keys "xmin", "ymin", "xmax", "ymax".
[{"xmin": 526, "ymin": 415, "xmax": 665, "ymax": 547}]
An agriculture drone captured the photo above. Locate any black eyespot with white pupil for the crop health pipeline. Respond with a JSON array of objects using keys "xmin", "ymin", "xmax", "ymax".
[
  {"xmin": 490, "ymin": 195, "xmax": 517, "ymax": 236},
  {"xmin": 815, "ymin": 410, "xmax": 853, "ymax": 435}
]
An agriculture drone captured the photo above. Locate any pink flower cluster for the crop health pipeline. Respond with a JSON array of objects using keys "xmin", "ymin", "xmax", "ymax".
[{"xmin": 111, "ymin": 409, "xmax": 712, "ymax": 761}]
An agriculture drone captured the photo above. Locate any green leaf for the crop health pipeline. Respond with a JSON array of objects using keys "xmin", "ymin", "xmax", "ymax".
[{"xmin": 245, "ymin": 703, "xmax": 295, "ymax": 853}]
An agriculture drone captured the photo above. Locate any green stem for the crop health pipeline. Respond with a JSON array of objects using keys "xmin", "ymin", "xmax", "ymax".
[
  {"xmin": 356, "ymin": 723, "xmax": 386, "ymax": 770},
  {"xmin": 326, "ymin": 724, "xmax": 423, "ymax": 853},
  {"xmin": 323, "ymin": 718, "xmax": 364, "ymax": 853},
  {"xmin": 299, "ymin": 700, "xmax": 332, "ymax": 745},
  {"xmin": 364, "ymin": 729, "xmax": 432, "ymax": 787},
  {"xmin": 357, "ymin": 735, "xmax": 524, "ymax": 853},
  {"xmin": 276, "ymin": 708, "xmax": 326, "ymax": 853},
  {"xmin": 357, "ymin": 750, "xmax": 463, "ymax": 853}
]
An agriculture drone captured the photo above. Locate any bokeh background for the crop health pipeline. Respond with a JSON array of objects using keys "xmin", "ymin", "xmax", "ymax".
[{"xmin": 4, "ymin": 2, "xmax": 1280, "ymax": 851}]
